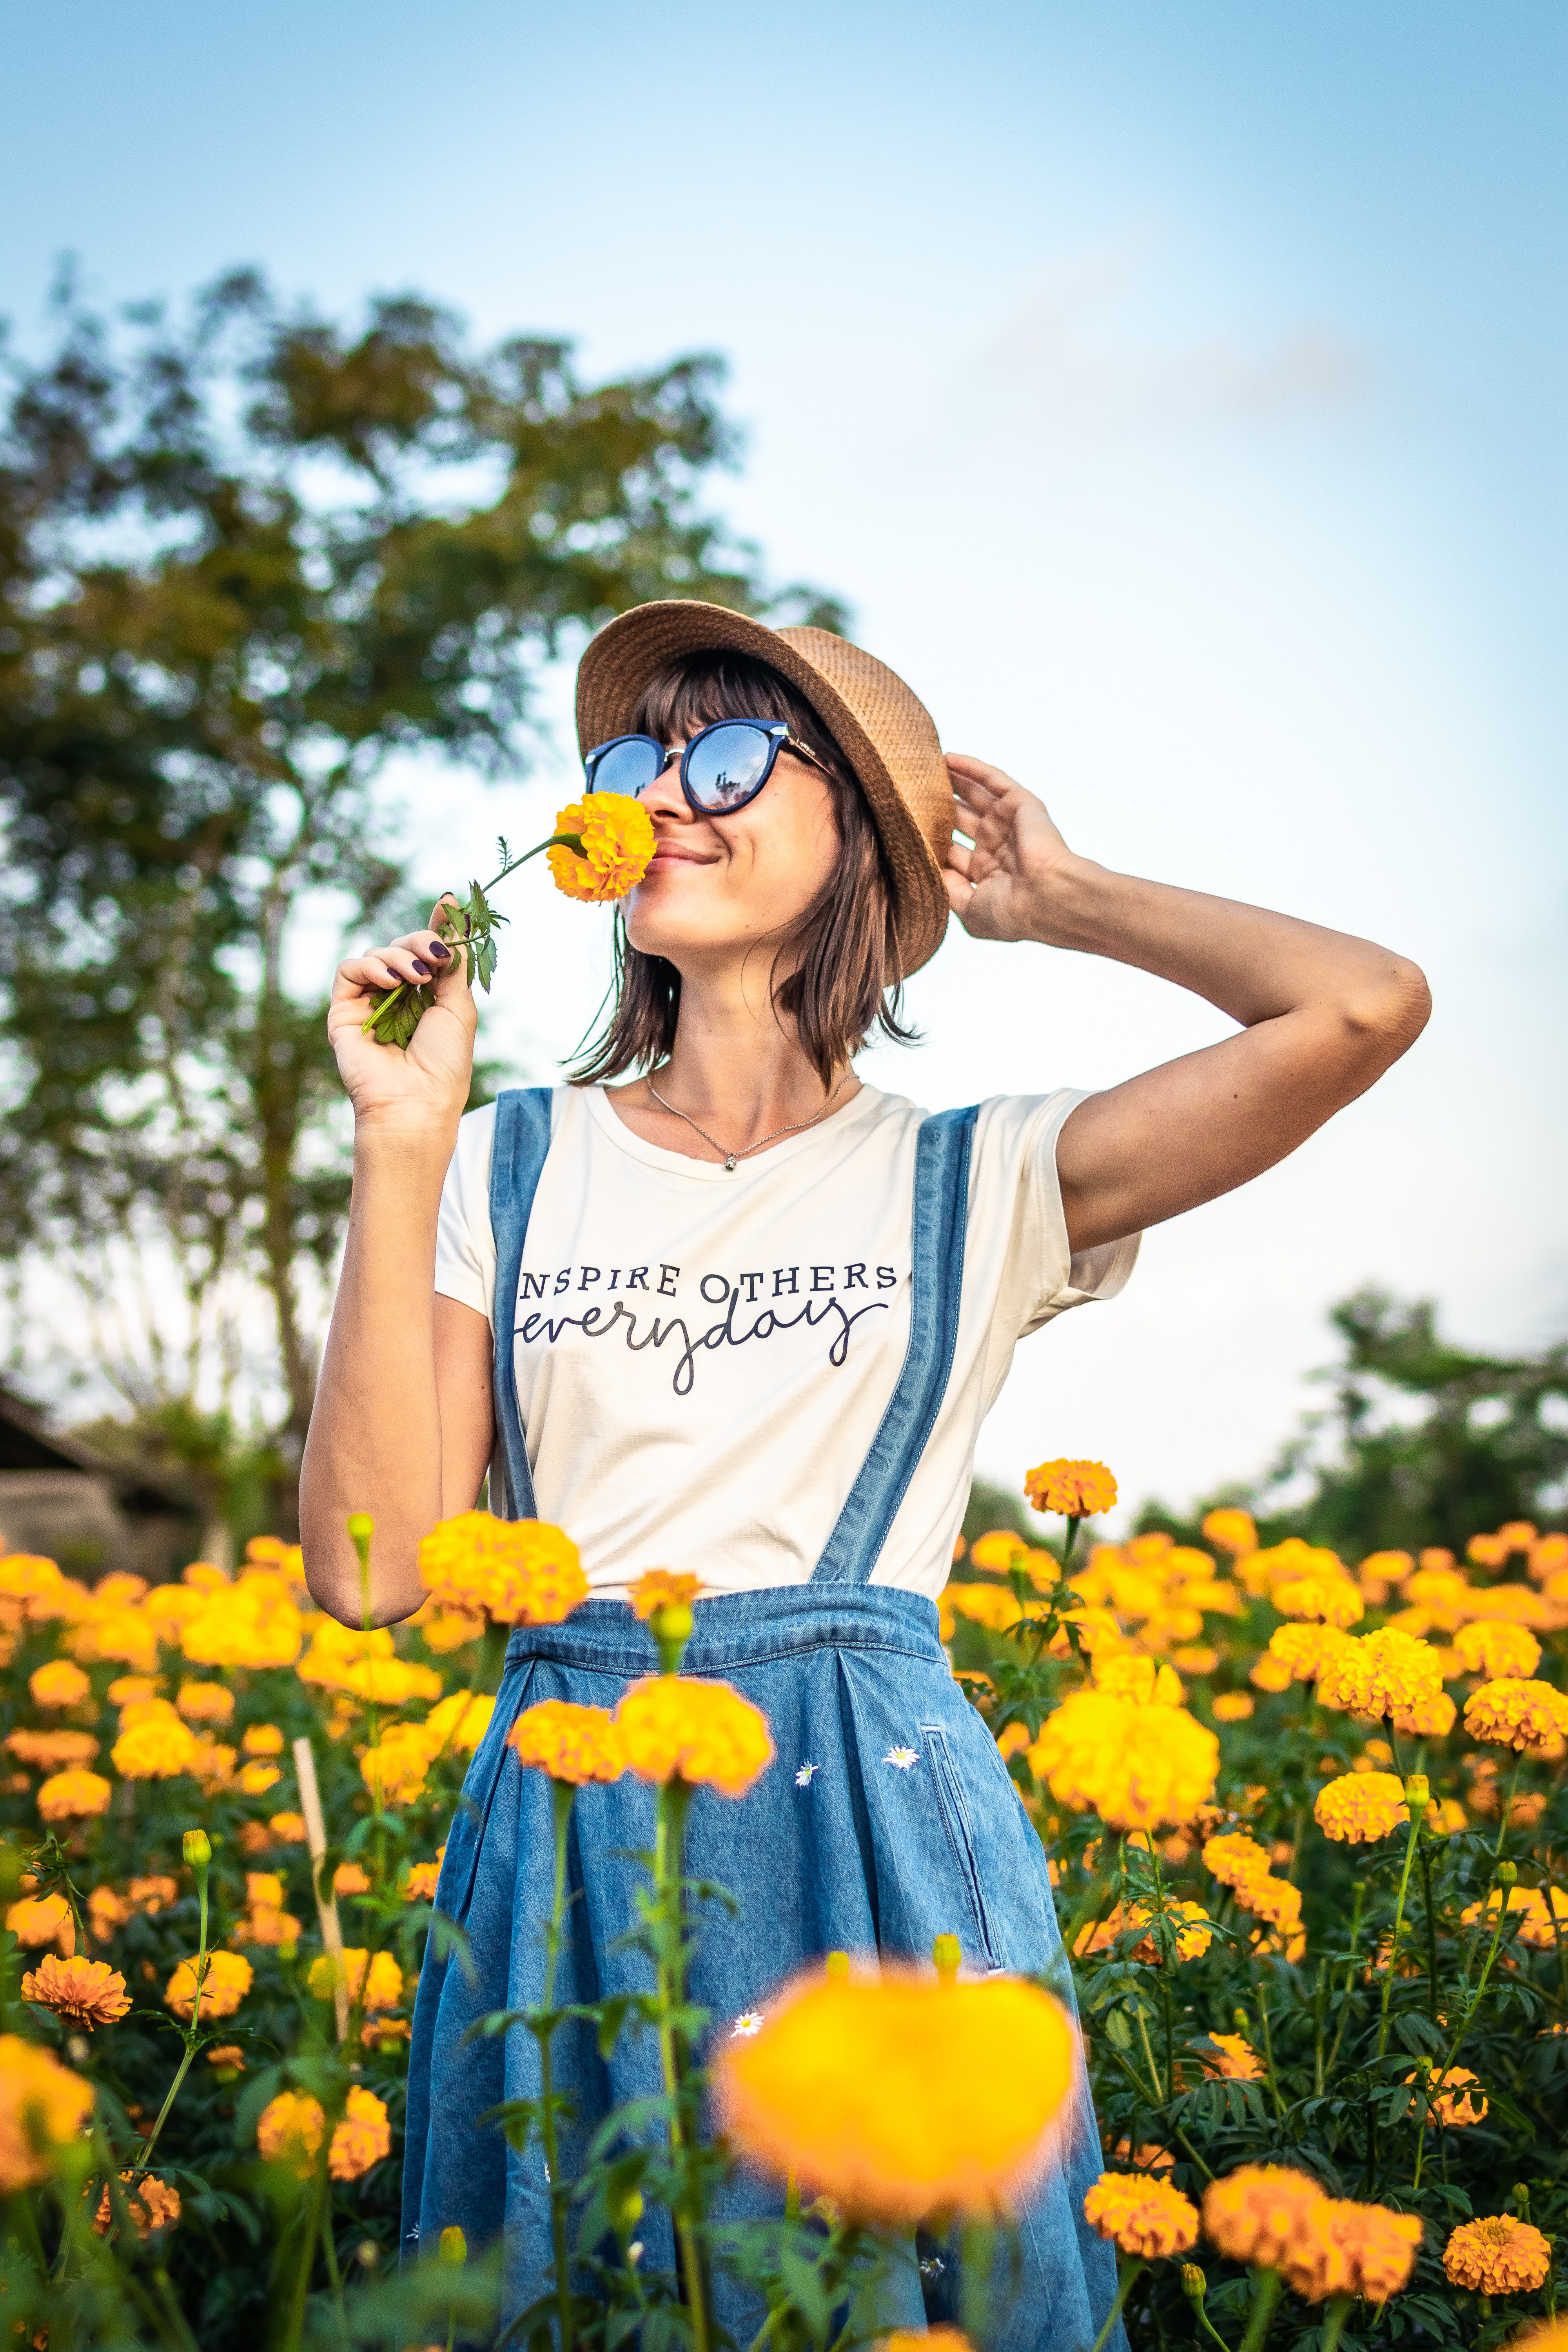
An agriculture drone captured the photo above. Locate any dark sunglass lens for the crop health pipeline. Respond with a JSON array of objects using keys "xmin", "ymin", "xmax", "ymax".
[
  {"xmin": 684, "ymin": 724, "xmax": 771, "ymax": 809},
  {"xmin": 591, "ymin": 738, "xmax": 664, "ymax": 797}
]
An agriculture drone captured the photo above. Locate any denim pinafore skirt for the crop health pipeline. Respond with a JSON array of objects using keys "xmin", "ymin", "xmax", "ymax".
[{"xmin": 402, "ymin": 1091, "xmax": 1120, "ymax": 2349}]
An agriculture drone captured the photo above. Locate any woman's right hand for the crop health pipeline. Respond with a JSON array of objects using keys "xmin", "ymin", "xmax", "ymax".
[{"xmin": 327, "ymin": 900, "xmax": 478, "ymax": 1133}]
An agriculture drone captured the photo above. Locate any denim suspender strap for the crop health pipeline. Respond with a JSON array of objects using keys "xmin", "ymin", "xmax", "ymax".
[
  {"xmin": 809, "ymin": 1103, "xmax": 979, "ymax": 1588},
  {"xmin": 487, "ymin": 1086, "xmax": 555, "ymax": 1523}
]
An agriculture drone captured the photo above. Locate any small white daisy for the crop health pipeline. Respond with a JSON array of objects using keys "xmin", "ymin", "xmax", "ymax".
[
  {"xmin": 795, "ymin": 1762, "xmax": 821, "ymax": 1787},
  {"xmin": 731, "ymin": 2011, "xmax": 764, "ymax": 2038},
  {"xmin": 884, "ymin": 1746, "xmax": 920, "ymax": 1770}
]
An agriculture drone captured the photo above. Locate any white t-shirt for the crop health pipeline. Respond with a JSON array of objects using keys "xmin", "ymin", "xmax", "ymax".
[{"xmin": 433, "ymin": 1083, "xmax": 1138, "ymax": 1603}]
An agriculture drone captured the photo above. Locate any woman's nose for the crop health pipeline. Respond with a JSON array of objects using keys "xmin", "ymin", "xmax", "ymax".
[{"xmin": 637, "ymin": 744, "xmax": 693, "ymax": 823}]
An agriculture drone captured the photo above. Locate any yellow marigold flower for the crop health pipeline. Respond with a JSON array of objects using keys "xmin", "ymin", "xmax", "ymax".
[
  {"xmin": 307, "ymin": 1949, "xmax": 402, "ymax": 2013},
  {"xmin": 403, "ymin": 1859, "xmax": 442, "ymax": 1902},
  {"xmin": 36, "ymin": 1769, "xmax": 113, "ymax": 1821},
  {"xmin": 510, "ymin": 1699, "xmax": 626, "ymax": 1785},
  {"xmin": 7, "ymin": 1728, "xmax": 99, "ymax": 1769},
  {"xmin": 421, "ymin": 1691, "xmax": 496, "ymax": 1755},
  {"xmin": 1392, "ymin": 1689, "xmax": 1456, "ymax": 1737},
  {"xmin": 1268, "ymin": 1624, "xmax": 1356, "ymax": 1684},
  {"xmin": 1202, "ymin": 2164, "xmax": 1326, "ymax": 2269},
  {"xmin": 165, "ymin": 1950, "xmax": 252, "ymax": 2022},
  {"xmin": 1274, "ymin": 1575, "xmax": 1365, "ymax": 1628},
  {"xmin": 630, "ymin": 1568, "xmax": 704, "ymax": 1621},
  {"xmin": 1083, "ymin": 2170, "xmax": 1200, "ymax": 2258},
  {"xmin": 0, "ymin": 1552, "xmax": 67, "ymax": 1609},
  {"xmin": 417, "ymin": 1511, "xmax": 588, "ymax": 1626},
  {"xmin": 258, "ymin": 2089, "xmax": 326, "ymax": 2177},
  {"xmin": 546, "ymin": 791, "xmax": 657, "ymax": 902},
  {"xmin": 615, "ymin": 1675, "xmax": 775, "ymax": 1797},
  {"xmin": 179, "ymin": 1571, "xmax": 304, "ymax": 1669},
  {"xmin": 1093, "ymin": 1654, "xmax": 1184, "ymax": 1706},
  {"xmin": 1027, "ymin": 1691, "xmax": 1218, "ymax": 1832},
  {"xmin": 1315, "ymin": 2200, "xmax": 1423, "ymax": 2303},
  {"xmin": 7, "ymin": 1895, "xmax": 74, "ymax": 1953},
  {"xmin": 715, "ymin": 1965, "xmax": 1075, "ymax": 2225},
  {"xmin": 1109, "ymin": 2136, "xmax": 1175, "ymax": 2171},
  {"xmin": 882, "ymin": 2334, "xmax": 973, "ymax": 2352},
  {"xmin": 1024, "ymin": 1459, "xmax": 1117, "ymax": 1519},
  {"xmin": 943, "ymin": 1583, "xmax": 1034, "ymax": 1634},
  {"xmin": 20, "ymin": 1954, "xmax": 131, "ymax": 2028},
  {"xmin": 268, "ymin": 1811, "xmax": 306, "ymax": 1844},
  {"xmin": 1465, "ymin": 1533, "xmax": 1510, "ymax": 1571},
  {"xmin": 238, "ymin": 1760, "xmax": 282, "ymax": 1795},
  {"xmin": 94, "ymin": 2170, "xmax": 181, "ymax": 2237},
  {"xmin": 419, "ymin": 1606, "xmax": 486, "ymax": 1652},
  {"xmin": 1464, "ymin": 1677, "xmax": 1568, "ymax": 1756},
  {"xmin": 1409, "ymin": 2065, "xmax": 1486, "ymax": 2127},
  {"xmin": 1212, "ymin": 1692, "xmax": 1254, "ymax": 1722},
  {"xmin": 1454, "ymin": 1619, "xmax": 1542, "ymax": 1680},
  {"xmin": 241, "ymin": 1722, "xmax": 285, "ymax": 1756},
  {"xmin": 0, "ymin": 2037, "xmax": 94, "ymax": 2192},
  {"xmin": 175, "ymin": 1682, "xmax": 234, "ymax": 1724},
  {"xmin": 1358, "ymin": 1548, "xmax": 1414, "ymax": 1592},
  {"xmin": 1201, "ymin": 1831, "xmax": 1272, "ymax": 1889},
  {"xmin": 1201, "ymin": 1508, "xmax": 1257, "ymax": 1556},
  {"xmin": 1238, "ymin": 1873, "xmax": 1303, "ymax": 1937},
  {"xmin": 29, "ymin": 1658, "xmax": 90, "ymax": 1709},
  {"xmin": 360, "ymin": 1722, "xmax": 438, "ymax": 1808},
  {"xmin": 112, "ymin": 1712, "xmax": 199, "ymax": 1780},
  {"xmin": 328, "ymin": 2084, "xmax": 392, "ymax": 2180},
  {"xmin": 232, "ymin": 1903, "xmax": 301, "ymax": 1949},
  {"xmin": 969, "ymin": 1529, "xmax": 1029, "ymax": 1571},
  {"xmin": 1316, "ymin": 1628, "xmax": 1443, "ymax": 1723},
  {"xmin": 1202, "ymin": 2033, "xmax": 1264, "ymax": 2082},
  {"xmin": 1444, "ymin": 2214, "xmax": 1551, "ymax": 2293},
  {"xmin": 1081, "ymin": 1900, "xmax": 1212, "ymax": 1964},
  {"xmin": 1517, "ymin": 1888, "xmax": 1568, "ymax": 1949},
  {"xmin": 1314, "ymin": 1771, "xmax": 1409, "ymax": 1844},
  {"xmin": 1172, "ymin": 1644, "xmax": 1219, "ymax": 1673},
  {"xmin": 1529, "ymin": 1532, "xmax": 1568, "ymax": 1582},
  {"xmin": 1249, "ymin": 1653, "xmax": 1294, "ymax": 1693}
]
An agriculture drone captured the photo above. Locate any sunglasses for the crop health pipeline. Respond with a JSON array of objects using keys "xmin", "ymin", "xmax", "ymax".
[{"xmin": 583, "ymin": 717, "xmax": 830, "ymax": 816}]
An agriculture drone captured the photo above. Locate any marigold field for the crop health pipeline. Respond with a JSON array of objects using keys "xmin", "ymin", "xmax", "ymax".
[{"xmin": 3, "ymin": 1477, "xmax": 1568, "ymax": 2352}]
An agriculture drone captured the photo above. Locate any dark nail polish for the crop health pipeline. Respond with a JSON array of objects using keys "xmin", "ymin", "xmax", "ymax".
[
  {"xmin": 426, "ymin": 940, "xmax": 452, "ymax": 962},
  {"xmin": 412, "ymin": 958, "xmax": 432, "ymax": 977}
]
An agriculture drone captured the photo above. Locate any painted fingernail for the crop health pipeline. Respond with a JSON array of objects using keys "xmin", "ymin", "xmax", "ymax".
[
  {"xmin": 426, "ymin": 940, "xmax": 452, "ymax": 962},
  {"xmin": 412, "ymin": 958, "xmax": 432, "ymax": 977}
]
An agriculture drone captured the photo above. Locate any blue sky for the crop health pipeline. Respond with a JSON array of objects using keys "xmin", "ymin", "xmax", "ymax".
[{"xmin": 5, "ymin": 2, "xmax": 1564, "ymax": 1515}]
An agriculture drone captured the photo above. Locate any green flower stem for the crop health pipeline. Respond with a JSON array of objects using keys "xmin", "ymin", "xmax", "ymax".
[
  {"xmin": 280, "ymin": 2149, "xmax": 332, "ymax": 2352},
  {"xmin": 1087, "ymin": 2254, "xmax": 1145, "ymax": 2352},
  {"xmin": 1375, "ymin": 1807, "xmax": 1426, "ymax": 2060},
  {"xmin": 1100, "ymin": 2040, "xmax": 1215, "ymax": 2180},
  {"xmin": 1189, "ymin": 2285, "xmax": 1232, "ymax": 2352},
  {"xmin": 136, "ymin": 1845, "xmax": 211, "ymax": 2173},
  {"xmin": 1238, "ymin": 2265, "xmax": 1284, "ymax": 2352},
  {"xmin": 1320, "ymin": 2294, "xmax": 1354, "ymax": 2352},
  {"xmin": 1255, "ymin": 1981, "xmax": 1287, "ymax": 2121},
  {"xmin": 654, "ymin": 1777, "xmax": 708, "ymax": 2352},
  {"xmin": 540, "ymin": 1776, "xmax": 577, "ymax": 2352},
  {"xmin": 1325, "ymin": 1881, "xmax": 1368, "ymax": 2082},
  {"xmin": 359, "ymin": 834, "xmax": 584, "ymax": 1040},
  {"xmin": 1437, "ymin": 1899, "xmax": 1510, "ymax": 2087},
  {"xmin": 1418, "ymin": 1833, "xmax": 1441, "ymax": 2022}
]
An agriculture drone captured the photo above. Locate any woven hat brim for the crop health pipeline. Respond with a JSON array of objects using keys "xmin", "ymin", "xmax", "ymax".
[{"xmin": 575, "ymin": 601, "xmax": 951, "ymax": 978}]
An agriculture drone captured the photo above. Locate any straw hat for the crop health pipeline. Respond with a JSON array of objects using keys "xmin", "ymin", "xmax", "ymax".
[{"xmin": 575, "ymin": 600, "xmax": 952, "ymax": 976}]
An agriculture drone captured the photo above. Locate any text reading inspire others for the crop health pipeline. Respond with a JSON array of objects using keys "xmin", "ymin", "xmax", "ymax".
[{"xmin": 514, "ymin": 1262, "xmax": 902, "ymax": 1397}]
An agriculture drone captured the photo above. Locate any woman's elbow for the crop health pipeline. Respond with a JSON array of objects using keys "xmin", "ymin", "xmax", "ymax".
[{"xmin": 1339, "ymin": 954, "xmax": 1432, "ymax": 1078}]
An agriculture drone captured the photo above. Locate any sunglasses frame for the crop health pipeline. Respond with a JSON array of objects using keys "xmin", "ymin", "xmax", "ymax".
[{"xmin": 583, "ymin": 717, "xmax": 830, "ymax": 817}]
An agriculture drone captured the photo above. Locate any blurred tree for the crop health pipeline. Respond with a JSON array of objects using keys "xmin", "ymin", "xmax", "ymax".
[
  {"xmin": 0, "ymin": 267, "xmax": 841, "ymax": 1527},
  {"xmin": 1142, "ymin": 1287, "xmax": 1568, "ymax": 1555}
]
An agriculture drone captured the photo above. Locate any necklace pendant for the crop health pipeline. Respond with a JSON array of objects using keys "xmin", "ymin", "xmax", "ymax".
[{"xmin": 724, "ymin": 1154, "xmax": 737, "ymax": 1172}]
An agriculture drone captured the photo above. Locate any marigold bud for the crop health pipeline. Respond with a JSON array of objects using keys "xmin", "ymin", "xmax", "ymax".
[
  {"xmin": 1180, "ymin": 2264, "xmax": 1207, "ymax": 2299},
  {"xmin": 1498, "ymin": 1860, "xmax": 1518, "ymax": 1886},
  {"xmin": 824, "ymin": 1950, "xmax": 849, "ymax": 1979},
  {"xmin": 1404, "ymin": 1773, "xmax": 1429, "ymax": 1806},
  {"xmin": 346, "ymin": 1513, "xmax": 374, "ymax": 1545},
  {"xmin": 932, "ymin": 1935, "xmax": 962, "ymax": 1984},
  {"xmin": 182, "ymin": 1830, "xmax": 211, "ymax": 1870},
  {"xmin": 439, "ymin": 2225, "xmax": 466, "ymax": 2265}
]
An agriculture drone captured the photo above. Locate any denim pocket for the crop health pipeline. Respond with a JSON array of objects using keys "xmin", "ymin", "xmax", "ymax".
[{"xmin": 919, "ymin": 1722, "xmax": 1002, "ymax": 1971}]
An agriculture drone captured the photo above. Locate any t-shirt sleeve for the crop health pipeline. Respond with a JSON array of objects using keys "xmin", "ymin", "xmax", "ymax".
[
  {"xmin": 973, "ymin": 1091, "xmax": 1140, "ymax": 1341},
  {"xmin": 433, "ymin": 1101, "xmax": 499, "ymax": 1323}
]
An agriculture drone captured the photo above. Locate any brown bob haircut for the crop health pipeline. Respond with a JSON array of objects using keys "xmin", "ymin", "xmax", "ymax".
[{"xmin": 569, "ymin": 650, "xmax": 916, "ymax": 1090}]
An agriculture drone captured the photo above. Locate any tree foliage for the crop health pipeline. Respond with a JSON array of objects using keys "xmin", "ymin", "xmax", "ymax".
[{"xmin": 0, "ymin": 266, "xmax": 839, "ymax": 1505}]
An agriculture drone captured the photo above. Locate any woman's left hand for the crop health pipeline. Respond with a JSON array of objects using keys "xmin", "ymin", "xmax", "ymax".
[{"xmin": 941, "ymin": 754, "xmax": 1075, "ymax": 943}]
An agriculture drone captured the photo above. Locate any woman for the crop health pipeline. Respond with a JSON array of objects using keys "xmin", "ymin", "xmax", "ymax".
[{"xmin": 301, "ymin": 601, "xmax": 1429, "ymax": 2343}]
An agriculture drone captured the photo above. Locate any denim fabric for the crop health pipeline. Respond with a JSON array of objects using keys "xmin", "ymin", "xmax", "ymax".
[{"xmin": 401, "ymin": 1589, "xmax": 1121, "ymax": 2348}]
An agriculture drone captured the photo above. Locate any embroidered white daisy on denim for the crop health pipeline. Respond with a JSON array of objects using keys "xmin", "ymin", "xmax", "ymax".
[
  {"xmin": 884, "ymin": 1746, "xmax": 920, "ymax": 1770},
  {"xmin": 795, "ymin": 1762, "xmax": 821, "ymax": 1787},
  {"xmin": 731, "ymin": 2011, "xmax": 764, "ymax": 2037}
]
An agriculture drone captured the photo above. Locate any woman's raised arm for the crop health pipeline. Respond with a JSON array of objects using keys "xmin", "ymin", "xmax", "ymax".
[
  {"xmin": 943, "ymin": 754, "xmax": 1432, "ymax": 1254},
  {"xmin": 298, "ymin": 913, "xmax": 495, "ymax": 1626}
]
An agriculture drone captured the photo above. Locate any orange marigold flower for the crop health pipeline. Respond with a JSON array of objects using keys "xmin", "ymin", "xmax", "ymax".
[
  {"xmin": 882, "ymin": 2334, "xmax": 973, "ymax": 2352},
  {"xmin": 1274, "ymin": 1575, "xmax": 1365, "ymax": 1628},
  {"xmin": 403, "ymin": 1858, "xmax": 442, "ymax": 1902},
  {"xmin": 307, "ymin": 1949, "xmax": 403, "ymax": 2012},
  {"xmin": 1083, "ymin": 2170, "xmax": 1200, "ymax": 2258},
  {"xmin": 268, "ymin": 1812, "xmax": 306, "ymax": 1844},
  {"xmin": 1391, "ymin": 1688, "xmax": 1457, "ymax": 1738},
  {"xmin": 328, "ymin": 2084, "xmax": 392, "ymax": 2180},
  {"xmin": 1026, "ymin": 1692, "xmax": 1218, "ymax": 1832},
  {"xmin": 1314, "ymin": 1771, "xmax": 1409, "ymax": 1844},
  {"xmin": 127, "ymin": 1875, "xmax": 177, "ymax": 1914},
  {"xmin": 715, "ymin": 1965, "xmax": 1076, "ymax": 2225},
  {"xmin": 1454, "ymin": 1619, "xmax": 1542, "ymax": 1680},
  {"xmin": 360, "ymin": 1722, "xmax": 438, "ymax": 1808},
  {"xmin": 1463, "ymin": 1677, "xmax": 1568, "ymax": 1757},
  {"xmin": 257, "ymin": 2089, "xmax": 326, "ymax": 2177},
  {"xmin": 969, "ymin": 1529, "xmax": 1029, "ymax": 1572},
  {"xmin": 417, "ymin": 1511, "xmax": 588, "ymax": 1626},
  {"xmin": 1109, "ymin": 2136, "xmax": 1175, "ymax": 2171},
  {"xmin": 1212, "ymin": 1692, "xmax": 1254, "ymax": 1722},
  {"xmin": 174, "ymin": 1681, "xmax": 234, "ymax": 1724},
  {"xmin": 1528, "ymin": 1532, "xmax": 1568, "ymax": 1582},
  {"xmin": 1444, "ymin": 2214, "xmax": 1551, "ymax": 2293},
  {"xmin": 20, "ymin": 1955, "xmax": 131, "ymax": 2029},
  {"xmin": 165, "ymin": 1949, "xmax": 252, "ymax": 2022},
  {"xmin": 546, "ymin": 792, "xmax": 657, "ymax": 902},
  {"xmin": 1201, "ymin": 1508, "xmax": 1257, "ymax": 1556},
  {"xmin": 333, "ymin": 1863, "xmax": 371, "ymax": 1896},
  {"xmin": 630, "ymin": 1568, "xmax": 704, "ymax": 1621},
  {"xmin": 1024, "ymin": 1459, "xmax": 1118, "ymax": 1519},
  {"xmin": 1201, "ymin": 1831, "xmax": 1272, "ymax": 1890},
  {"xmin": 1465, "ymin": 1533, "xmax": 1510, "ymax": 1571},
  {"xmin": 1202, "ymin": 2033, "xmax": 1264, "ymax": 2082},
  {"xmin": 615, "ymin": 1675, "xmax": 775, "ymax": 1798},
  {"xmin": 510, "ymin": 1699, "xmax": 626, "ymax": 1786},
  {"xmin": 1316, "ymin": 1628, "xmax": 1443, "ymax": 1723},
  {"xmin": 29, "ymin": 1658, "xmax": 90, "ymax": 1709},
  {"xmin": 7, "ymin": 1728, "xmax": 99, "ymax": 1769},
  {"xmin": 94, "ymin": 2171, "xmax": 181, "ymax": 2237},
  {"xmin": 1313, "ymin": 2200, "xmax": 1423, "ymax": 2302},
  {"xmin": 1203, "ymin": 2163, "xmax": 1328, "ymax": 2273},
  {"xmin": 112, "ymin": 1711, "xmax": 199, "ymax": 1780},
  {"xmin": 421, "ymin": 1692, "xmax": 495, "ymax": 1755},
  {"xmin": 241, "ymin": 1722, "xmax": 285, "ymax": 1756},
  {"xmin": 1268, "ymin": 1624, "xmax": 1356, "ymax": 1684},
  {"xmin": 7, "ymin": 1894, "xmax": 74, "ymax": 1954},
  {"xmin": 1249, "ymin": 1653, "xmax": 1294, "ymax": 1693},
  {"xmin": 1409, "ymin": 2065, "xmax": 1487, "ymax": 2127},
  {"xmin": 36, "ymin": 1769, "xmax": 112, "ymax": 1821},
  {"xmin": 0, "ymin": 2034, "xmax": 95, "ymax": 2192},
  {"xmin": 1093, "ymin": 1655, "xmax": 1184, "ymax": 1706},
  {"xmin": 206, "ymin": 2045, "xmax": 246, "ymax": 2071}
]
